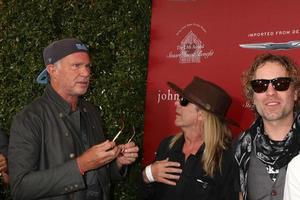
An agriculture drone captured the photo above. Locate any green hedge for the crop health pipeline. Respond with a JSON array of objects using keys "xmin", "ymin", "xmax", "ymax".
[{"xmin": 0, "ymin": 1, "xmax": 151, "ymax": 199}]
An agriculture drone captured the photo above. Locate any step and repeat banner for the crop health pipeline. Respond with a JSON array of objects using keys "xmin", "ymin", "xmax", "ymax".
[{"xmin": 142, "ymin": 0, "xmax": 300, "ymax": 166}]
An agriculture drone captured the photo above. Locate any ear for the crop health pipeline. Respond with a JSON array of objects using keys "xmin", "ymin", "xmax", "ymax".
[
  {"xmin": 46, "ymin": 64, "xmax": 56, "ymax": 77},
  {"xmin": 294, "ymin": 89, "xmax": 298, "ymax": 101},
  {"xmin": 197, "ymin": 109, "xmax": 204, "ymax": 121}
]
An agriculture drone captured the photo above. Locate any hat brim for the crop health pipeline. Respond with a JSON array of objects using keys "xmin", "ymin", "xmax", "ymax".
[
  {"xmin": 167, "ymin": 81, "xmax": 239, "ymax": 127},
  {"xmin": 36, "ymin": 68, "xmax": 48, "ymax": 84}
]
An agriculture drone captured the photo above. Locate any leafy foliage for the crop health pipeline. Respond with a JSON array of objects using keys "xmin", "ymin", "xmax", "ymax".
[{"xmin": 0, "ymin": 1, "xmax": 151, "ymax": 199}]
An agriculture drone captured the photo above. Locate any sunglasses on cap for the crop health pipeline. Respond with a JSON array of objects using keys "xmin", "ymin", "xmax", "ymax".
[
  {"xmin": 250, "ymin": 77, "xmax": 292, "ymax": 93},
  {"xmin": 179, "ymin": 96, "xmax": 190, "ymax": 106}
]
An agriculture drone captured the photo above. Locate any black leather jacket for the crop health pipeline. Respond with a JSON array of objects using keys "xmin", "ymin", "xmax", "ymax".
[{"xmin": 8, "ymin": 85, "xmax": 123, "ymax": 200}]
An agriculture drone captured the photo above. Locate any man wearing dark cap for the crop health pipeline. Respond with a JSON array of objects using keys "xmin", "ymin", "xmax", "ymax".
[
  {"xmin": 139, "ymin": 76, "xmax": 239, "ymax": 200},
  {"xmin": 8, "ymin": 38, "xmax": 139, "ymax": 200}
]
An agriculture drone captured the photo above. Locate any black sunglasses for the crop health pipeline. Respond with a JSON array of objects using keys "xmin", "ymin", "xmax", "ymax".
[
  {"xmin": 250, "ymin": 77, "xmax": 292, "ymax": 93},
  {"xmin": 179, "ymin": 96, "xmax": 189, "ymax": 106}
]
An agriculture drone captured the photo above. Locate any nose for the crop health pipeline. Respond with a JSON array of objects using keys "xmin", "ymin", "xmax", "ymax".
[
  {"xmin": 174, "ymin": 99, "xmax": 180, "ymax": 107},
  {"xmin": 80, "ymin": 66, "xmax": 90, "ymax": 77},
  {"xmin": 265, "ymin": 82, "xmax": 276, "ymax": 96}
]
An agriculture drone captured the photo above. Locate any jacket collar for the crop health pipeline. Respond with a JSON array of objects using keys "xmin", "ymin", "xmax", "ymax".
[
  {"xmin": 43, "ymin": 84, "xmax": 77, "ymax": 115},
  {"xmin": 172, "ymin": 133, "xmax": 205, "ymax": 156}
]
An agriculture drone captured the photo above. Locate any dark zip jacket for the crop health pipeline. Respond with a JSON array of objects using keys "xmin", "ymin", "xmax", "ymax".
[{"xmin": 8, "ymin": 85, "xmax": 123, "ymax": 200}]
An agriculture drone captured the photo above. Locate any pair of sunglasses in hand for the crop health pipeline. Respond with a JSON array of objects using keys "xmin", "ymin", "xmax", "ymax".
[{"xmin": 112, "ymin": 121, "xmax": 135, "ymax": 143}]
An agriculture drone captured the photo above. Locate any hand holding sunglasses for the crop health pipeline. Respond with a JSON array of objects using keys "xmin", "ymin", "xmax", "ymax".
[{"xmin": 250, "ymin": 77, "xmax": 292, "ymax": 93}]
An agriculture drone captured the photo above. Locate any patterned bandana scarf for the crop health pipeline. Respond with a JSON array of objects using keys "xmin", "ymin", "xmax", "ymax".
[
  {"xmin": 254, "ymin": 123, "xmax": 297, "ymax": 181},
  {"xmin": 235, "ymin": 113, "xmax": 300, "ymax": 200}
]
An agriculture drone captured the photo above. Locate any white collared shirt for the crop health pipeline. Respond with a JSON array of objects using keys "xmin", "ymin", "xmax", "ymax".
[{"xmin": 284, "ymin": 154, "xmax": 300, "ymax": 200}]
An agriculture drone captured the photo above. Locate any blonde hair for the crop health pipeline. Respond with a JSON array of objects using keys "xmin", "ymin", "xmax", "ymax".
[
  {"xmin": 202, "ymin": 110, "xmax": 231, "ymax": 177},
  {"xmin": 169, "ymin": 110, "xmax": 232, "ymax": 177},
  {"xmin": 169, "ymin": 133, "xmax": 183, "ymax": 149}
]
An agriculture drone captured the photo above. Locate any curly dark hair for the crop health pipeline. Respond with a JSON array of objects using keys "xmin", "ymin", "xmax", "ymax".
[{"xmin": 242, "ymin": 53, "xmax": 300, "ymax": 111}]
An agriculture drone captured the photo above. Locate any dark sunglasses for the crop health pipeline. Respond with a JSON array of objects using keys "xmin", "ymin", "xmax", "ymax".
[
  {"xmin": 179, "ymin": 96, "xmax": 189, "ymax": 106},
  {"xmin": 250, "ymin": 77, "xmax": 292, "ymax": 93}
]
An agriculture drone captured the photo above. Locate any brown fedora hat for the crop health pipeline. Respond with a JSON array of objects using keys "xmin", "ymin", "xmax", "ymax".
[{"xmin": 167, "ymin": 76, "xmax": 238, "ymax": 126}]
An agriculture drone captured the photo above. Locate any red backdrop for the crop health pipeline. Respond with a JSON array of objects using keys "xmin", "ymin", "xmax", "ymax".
[{"xmin": 142, "ymin": 0, "xmax": 300, "ymax": 166}]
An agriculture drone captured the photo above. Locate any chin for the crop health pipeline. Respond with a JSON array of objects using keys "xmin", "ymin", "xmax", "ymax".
[
  {"xmin": 174, "ymin": 120, "xmax": 181, "ymax": 127},
  {"xmin": 76, "ymin": 88, "xmax": 88, "ymax": 96}
]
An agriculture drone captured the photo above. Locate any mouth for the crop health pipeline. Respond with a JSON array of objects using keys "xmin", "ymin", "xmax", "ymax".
[
  {"xmin": 76, "ymin": 81, "xmax": 89, "ymax": 88},
  {"xmin": 265, "ymin": 100, "xmax": 280, "ymax": 106},
  {"xmin": 77, "ymin": 80, "xmax": 89, "ymax": 84}
]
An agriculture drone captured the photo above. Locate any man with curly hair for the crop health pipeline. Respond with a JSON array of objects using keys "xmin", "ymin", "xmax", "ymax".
[{"xmin": 235, "ymin": 53, "xmax": 300, "ymax": 200}]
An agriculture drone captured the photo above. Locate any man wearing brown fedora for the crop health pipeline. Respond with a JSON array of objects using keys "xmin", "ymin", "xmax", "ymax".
[
  {"xmin": 8, "ymin": 38, "xmax": 139, "ymax": 200},
  {"xmin": 139, "ymin": 76, "xmax": 239, "ymax": 200},
  {"xmin": 235, "ymin": 53, "xmax": 300, "ymax": 200}
]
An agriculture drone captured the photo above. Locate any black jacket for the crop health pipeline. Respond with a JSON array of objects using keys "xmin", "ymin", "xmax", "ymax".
[
  {"xmin": 8, "ymin": 85, "xmax": 123, "ymax": 200},
  {"xmin": 139, "ymin": 135, "xmax": 239, "ymax": 200},
  {"xmin": 0, "ymin": 129, "xmax": 8, "ymax": 156}
]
